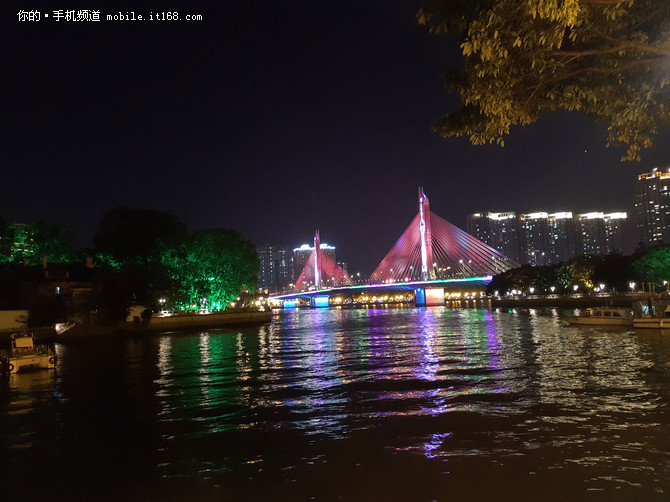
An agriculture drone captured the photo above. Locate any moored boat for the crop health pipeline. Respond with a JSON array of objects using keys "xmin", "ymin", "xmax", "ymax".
[
  {"xmin": 0, "ymin": 332, "xmax": 56, "ymax": 375},
  {"xmin": 633, "ymin": 304, "xmax": 670, "ymax": 329},
  {"xmin": 565, "ymin": 307, "xmax": 634, "ymax": 326}
]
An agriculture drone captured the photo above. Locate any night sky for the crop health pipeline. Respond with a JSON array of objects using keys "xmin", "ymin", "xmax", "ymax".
[{"xmin": 6, "ymin": 0, "xmax": 670, "ymax": 275}]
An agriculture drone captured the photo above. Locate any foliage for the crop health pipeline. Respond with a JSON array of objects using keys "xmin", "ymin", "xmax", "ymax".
[
  {"xmin": 488, "ymin": 253, "xmax": 639, "ymax": 294},
  {"xmin": 161, "ymin": 229, "xmax": 259, "ymax": 311},
  {"xmin": 592, "ymin": 253, "xmax": 635, "ymax": 291},
  {"xmin": 570, "ymin": 255, "xmax": 597, "ymax": 288},
  {"xmin": 94, "ymin": 207, "xmax": 188, "ymax": 266},
  {"xmin": 488, "ymin": 264, "xmax": 537, "ymax": 293},
  {"xmin": 91, "ymin": 208, "xmax": 188, "ymax": 321},
  {"xmin": 0, "ymin": 216, "xmax": 10, "ymax": 264},
  {"xmin": 633, "ymin": 244, "xmax": 670, "ymax": 282},
  {"xmin": 88, "ymin": 265, "xmax": 158, "ymax": 324},
  {"xmin": 32, "ymin": 221, "xmax": 79, "ymax": 263},
  {"xmin": 0, "ymin": 221, "xmax": 78, "ymax": 266},
  {"xmin": 419, "ymin": 0, "xmax": 670, "ymax": 160}
]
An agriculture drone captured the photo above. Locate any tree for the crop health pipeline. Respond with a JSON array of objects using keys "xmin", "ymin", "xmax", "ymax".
[
  {"xmin": 32, "ymin": 221, "xmax": 78, "ymax": 264},
  {"xmin": 92, "ymin": 208, "xmax": 188, "ymax": 321},
  {"xmin": 94, "ymin": 207, "xmax": 188, "ymax": 266},
  {"xmin": 0, "ymin": 221, "xmax": 78, "ymax": 266},
  {"xmin": 419, "ymin": 0, "xmax": 670, "ymax": 160},
  {"xmin": 633, "ymin": 244, "xmax": 670, "ymax": 284},
  {"xmin": 488, "ymin": 263, "xmax": 538, "ymax": 293},
  {"xmin": 592, "ymin": 253, "xmax": 634, "ymax": 291},
  {"xmin": 161, "ymin": 229, "xmax": 259, "ymax": 311},
  {"xmin": 0, "ymin": 216, "xmax": 11, "ymax": 264}
]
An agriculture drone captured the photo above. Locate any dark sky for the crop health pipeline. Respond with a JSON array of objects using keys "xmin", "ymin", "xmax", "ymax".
[{"xmin": 5, "ymin": 0, "xmax": 670, "ymax": 275}]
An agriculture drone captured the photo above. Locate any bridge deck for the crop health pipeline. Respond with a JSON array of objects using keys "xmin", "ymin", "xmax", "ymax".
[{"xmin": 271, "ymin": 276, "xmax": 493, "ymax": 300}]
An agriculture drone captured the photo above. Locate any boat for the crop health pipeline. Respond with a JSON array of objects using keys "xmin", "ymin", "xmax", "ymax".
[
  {"xmin": 0, "ymin": 332, "xmax": 56, "ymax": 374},
  {"xmin": 564, "ymin": 307, "xmax": 634, "ymax": 326},
  {"xmin": 633, "ymin": 304, "xmax": 670, "ymax": 329}
]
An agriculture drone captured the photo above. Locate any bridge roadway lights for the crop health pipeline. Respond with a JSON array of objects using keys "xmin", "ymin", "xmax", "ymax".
[
  {"xmin": 310, "ymin": 295, "xmax": 330, "ymax": 308},
  {"xmin": 414, "ymin": 287, "xmax": 445, "ymax": 307}
]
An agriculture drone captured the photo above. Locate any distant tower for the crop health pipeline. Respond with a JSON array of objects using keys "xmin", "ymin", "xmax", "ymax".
[
  {"xmin": 418, "ymin": 188, "xmax": 435, "ymax": 281},
  {"xmin": 635, "ymin": 168, "xmax": 670, "ymax": 244},
  {"xmin": 313, "ymin": 229, "xmax": 321, "ymax": 289}
]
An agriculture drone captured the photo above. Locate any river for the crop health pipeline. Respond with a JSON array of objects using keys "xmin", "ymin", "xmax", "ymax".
[{"xmin": 1, "ymin": 307, "xmax": 669, "ymax": 501}]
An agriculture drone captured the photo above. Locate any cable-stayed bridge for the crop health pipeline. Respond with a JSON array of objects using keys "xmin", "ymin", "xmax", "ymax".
[{"xmin": 272, "ymin": 188, "xmax": 518, "ymax": 307}]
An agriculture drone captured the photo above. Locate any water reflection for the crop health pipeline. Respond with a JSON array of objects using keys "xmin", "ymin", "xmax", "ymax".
[{"xmin": 3, "ymin": 308, "xmax": 669, "ymax": 499}]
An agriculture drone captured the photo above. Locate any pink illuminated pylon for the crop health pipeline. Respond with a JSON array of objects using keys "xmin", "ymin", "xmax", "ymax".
[
  {"xmin": 419, "ymin": 187, "xmax": 435, "ymax": 281},
  {"xmin": 293, "ymin": 231, "xmax": 354, "ymax": 291},
  {"xmin": 314, "ymin": 229, "xmax": 321, "ymax": 290},
  {"xmin": 370, "ymin": 189, "xmax": 518, "ymax": 283}
]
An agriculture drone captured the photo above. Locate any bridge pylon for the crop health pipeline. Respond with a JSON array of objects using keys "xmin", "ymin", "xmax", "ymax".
[
  {"xmin": 293, "ymin": 230, "xmax": 353, "ymax": 292},
  {"xmin": 419, "ymin": 187, "xmax": 435, "ymax": 281},
  {"xmin": 369, "ymin": 189, "xmax": 519, "ymax": 284},
  {"xmin": 314, "ymin": 229, "xmax": 321, "ymax": 290}
]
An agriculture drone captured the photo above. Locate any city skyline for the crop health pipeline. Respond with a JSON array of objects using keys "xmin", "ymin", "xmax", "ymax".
[{"xmin": 6, "ymin": 1, "xmax": 670, "ymax": 275}]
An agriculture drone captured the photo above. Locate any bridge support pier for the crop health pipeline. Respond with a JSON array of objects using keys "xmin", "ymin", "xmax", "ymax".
[
  {"xmin": 310, "ymin": 295, "xmax": 330, "ymax": 308},
  {"xmin": 414, "ymin": 287, "xmax": 445, "ymax": 307}
]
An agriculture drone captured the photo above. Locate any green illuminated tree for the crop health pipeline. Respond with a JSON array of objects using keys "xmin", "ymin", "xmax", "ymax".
[
  {"xmin": 32, "ymin": 221, "xmax": 78, "ymax": 264},
  {"xmin": 633, "ymin": 244, "xmax": 670, "ymax": 284},
  {"xmin": 161, "ymin": 229, "xmax": 259, "ymax": 311},
  {"xmin": 0, "ymin": 221, "xmax": 77, "ymax": 265},
  {"xmin": 419, "ymin": 0, "xmax": 670, "ymax": 160}
]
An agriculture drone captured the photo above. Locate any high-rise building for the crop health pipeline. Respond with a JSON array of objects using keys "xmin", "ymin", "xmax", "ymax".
[
  {"xmin": 468, "ymin": 209, "xmax": 628, "ymax": 267},
  {"xmin": 466, "ymin": 213, "xmax": 492, "ymax": 247},
  {"xmin": 257, "ymin": 244, "xmax": 275, "ymax": 291},
  {"xmin": 635, "ymin": 168, "xmax": 670, "ymax": 244},
  {"xmin": 466, "ymin": 212, "xmax": 520, "ymax": 262},
  {"xmin": 275, "ymin": 246, "xmax": 295, "ymax": 292},
  {"xmin": 576, "ymin": 212, "xmax": 628, "ymax": 256},
  {"xmin": 546, "ymin": 212, "xmax": 576, "ymax": 263},
  {"xmin": 257, "ymin": 244, "xmax": 295, "ymax": 293},
  {"xmin": 519, "ymin": 212, "xmax": 549, "ymax": 266},
  {"xmin": 602, "ymin": 212, "xmax": 628, "ymax": 254}
]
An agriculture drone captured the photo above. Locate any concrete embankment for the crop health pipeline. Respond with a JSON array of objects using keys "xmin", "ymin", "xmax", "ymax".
[
  {"xmin": 124, "ymin": 310, "xmax": 272, "ymax": 332},
  {"xmin": 60, "ymin": 310, "xmax": 273, "ymax": 339},
  {"xmin": 1, "ymin": 310, "xmax": 272, "ymax": 345}
]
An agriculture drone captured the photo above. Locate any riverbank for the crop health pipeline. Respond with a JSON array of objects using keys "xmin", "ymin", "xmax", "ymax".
[
  {"xmin": 0, "ymin": 310, "xmax": 272, "ymax": 345},
  {"xmin": 123, "ymin": 309, "xmax": 272, "ymax": 333},
  {"xmin": 491, "ymin": 293, "xmax": 645, "ymax": 309},
  {"xmin": 62, "ymin": 310, "xmax": 273, "ymax": 339}
]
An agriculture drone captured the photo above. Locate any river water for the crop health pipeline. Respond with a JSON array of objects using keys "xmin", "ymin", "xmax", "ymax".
[{"xmin": 1, "ymin": 308, "xmax": 669, "ymax": 501}]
